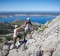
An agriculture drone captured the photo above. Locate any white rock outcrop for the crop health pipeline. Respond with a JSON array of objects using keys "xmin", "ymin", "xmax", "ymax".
[{"xmin": 8, "ymin": 15, "xmax": 60, "ymax": 56}]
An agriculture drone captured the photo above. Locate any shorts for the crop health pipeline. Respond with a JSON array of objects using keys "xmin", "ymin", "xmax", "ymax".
[
  {"xmin": 13, "ymin": 34, "xmax": 21, "ymax": 38},
  {"xmin": 24, "ymin": 29, "xmax": 31, "ymax": 38},
  {"xmin": 25, "ymin": 29, "xmax": 31, "ymax": 34},
  {"xmin": 17, "ymin": 34, "xmax": 21, "ymax": 38}
]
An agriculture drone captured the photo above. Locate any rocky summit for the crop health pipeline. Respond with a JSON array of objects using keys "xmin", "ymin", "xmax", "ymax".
[{"xmin": 0, "ymin": 15, "xmax": 60, "ymax": 56}]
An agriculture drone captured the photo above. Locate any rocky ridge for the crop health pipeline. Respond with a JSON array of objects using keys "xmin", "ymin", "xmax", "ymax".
[{"xmin": 0, "ymin": 15, "xmax": 60, "ymax": 56}]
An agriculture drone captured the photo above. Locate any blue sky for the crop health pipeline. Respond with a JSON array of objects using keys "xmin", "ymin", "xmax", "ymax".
[{"xmin": 0, "ymin": 0, "xmax": 60, "ymax": 12}]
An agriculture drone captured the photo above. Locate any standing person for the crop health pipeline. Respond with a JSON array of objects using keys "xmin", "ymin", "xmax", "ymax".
[
  {"xmin": 24, "ymin": 18, "xmax": 34, "ymax": 40},
  {"xmin": 13, "ymin": 25, "xmax": 23, "ymax": 49}
]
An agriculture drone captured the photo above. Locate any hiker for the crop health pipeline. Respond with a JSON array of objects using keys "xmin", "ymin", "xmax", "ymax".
[
  {"xmin": 13, "ymin": 25, "xmax": 23, "ymax": 49},
  {"xmin": 24, "ymin": 18, "xmax": 34, "ymax": 40}
]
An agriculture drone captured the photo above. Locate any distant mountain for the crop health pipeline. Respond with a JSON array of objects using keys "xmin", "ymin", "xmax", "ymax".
[
  {"xmin": 0, "ymin": 19, "xmax": 41, "ymax": 34},
  {"xmin": 0, "ymin": 11, "xmax": 60, "ymax": 17},
  {"xmin": 11, "ymin": 19, "xmax": 25, "ymax": 26}
]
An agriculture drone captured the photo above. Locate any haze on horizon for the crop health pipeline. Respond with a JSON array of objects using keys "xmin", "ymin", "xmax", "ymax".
[{"xmin": 0, "ymin": 0, "xmax": 60, "ymax": 12}]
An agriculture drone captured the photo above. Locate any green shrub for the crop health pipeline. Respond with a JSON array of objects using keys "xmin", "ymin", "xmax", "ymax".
[
  {"xmin": 5, "ymin": 36, "xmax": 13, "ymax": 41},
  {"xmin": 18, "ymin": 33, "xmax": 24, "ymax": 39},
  {"xmin": 38, "ymin": 25, "xmax": 48, "ymax": 32},
  {"xmin": 0, "ymin": 38, "xmax": 3, "ymax": 43}
]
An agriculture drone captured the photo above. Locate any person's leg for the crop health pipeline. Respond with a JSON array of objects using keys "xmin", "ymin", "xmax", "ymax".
[
  {"xmin": 29, "ymin": 33, "xmax": 32, "ymax": 39},
  {"xmin": 17, "ymin": 35, "xmax": 21, "ymax": 42},
  {"xmin": 24, "ymin": 29, "xmax": 27, "ymax": 41},
  {"xmin": 13, "ymin": 37, "xmax": 17, "ymax": 48},
  {"xmin": 28, "ymin": 29, "xmax": 32, "ymax": 39},
  {"xmin": 24, "ymin": 32, "xmax": 27, "ymax": 41}
]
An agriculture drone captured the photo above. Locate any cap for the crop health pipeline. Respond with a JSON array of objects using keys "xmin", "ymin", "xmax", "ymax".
[
  {"xmin": 27, "ymin": 18, "xmax": 30, "ymax": 20},
  {"xmin": 15, "ymin": 25, "xmax": 18, "ymax": 28}
]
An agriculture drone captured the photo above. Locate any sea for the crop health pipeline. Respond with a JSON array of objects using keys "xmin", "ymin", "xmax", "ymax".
[{"xmin": 0, "ymin": 15, "xmax": 56, "ymax": 24}]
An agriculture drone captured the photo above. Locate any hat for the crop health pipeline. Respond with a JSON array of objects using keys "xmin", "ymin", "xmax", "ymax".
[
  {"xmin": 27, "ymin": 18, "xmax": 30, "ymax": 20},
  {"xmin": 15, "ymin": 25, "xmax": 18, "ymax": 28}
]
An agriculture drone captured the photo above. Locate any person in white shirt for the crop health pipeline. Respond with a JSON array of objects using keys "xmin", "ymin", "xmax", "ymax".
[
  {"xmin": 24, "ymin": 18, "xmax": 34, "ymax": 40},
  {"xmin": 13, "ymin": 25, "xmax": 23, "ymax": 49}
]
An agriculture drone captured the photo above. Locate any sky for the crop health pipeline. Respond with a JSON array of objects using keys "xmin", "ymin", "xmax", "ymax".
[{"xmin": 0, "ymin": 0, "xmax": 60, "ymax": 12}]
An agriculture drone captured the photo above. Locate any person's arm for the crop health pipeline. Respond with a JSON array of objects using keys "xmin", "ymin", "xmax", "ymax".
[
  {"xmin": 16, "ymin": 25, "xmax": 25, "ymax": 30},
  {"xmin": 24, "ymin": 22, "xmax": 27, "ymax": 26},
  {"xmin": 30, "ymin": 21, "xmax": 32, "ymax": 26},
  {"xmin": 30, "ymin": 22, "xmax": 34, "ymax": 30}
]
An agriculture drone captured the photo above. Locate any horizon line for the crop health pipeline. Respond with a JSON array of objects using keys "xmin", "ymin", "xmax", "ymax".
[{"xmin": 0, "ymin": 11, "xmax": 60, "ymax": 13}]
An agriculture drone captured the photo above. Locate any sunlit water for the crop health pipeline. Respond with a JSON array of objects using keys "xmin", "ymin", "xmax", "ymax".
[{"xmin": 0, "ymin": 15, "xmax": 56, "ymax": 24}]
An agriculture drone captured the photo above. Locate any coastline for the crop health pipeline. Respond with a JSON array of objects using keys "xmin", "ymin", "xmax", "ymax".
[{"xmin": 0, "ymin": 13, "xmax": 59, "ymax": 18}]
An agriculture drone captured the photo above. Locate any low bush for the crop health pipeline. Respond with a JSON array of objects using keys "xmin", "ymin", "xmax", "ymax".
[
  {"xmin": 38, "ymin": 25, "xmax": 48, "ymax": 32},
  {"xmin": 4, "ymin": 36, "xmax": 13, "ymax": 41},
  {"xmin": 0, "ymin": 38, "xmax": 3, "ymax": 43}
]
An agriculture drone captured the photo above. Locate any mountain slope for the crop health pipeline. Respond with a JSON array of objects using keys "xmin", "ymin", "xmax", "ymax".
[{"xmin": 8, "ymin": 15, "xmax": 60, "ymax": 56}]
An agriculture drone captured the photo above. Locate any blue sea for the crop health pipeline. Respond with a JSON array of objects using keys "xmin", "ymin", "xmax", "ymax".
[{"xmin": 0, "ymin": 16, "xmax": 56, "ymax": 24}]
